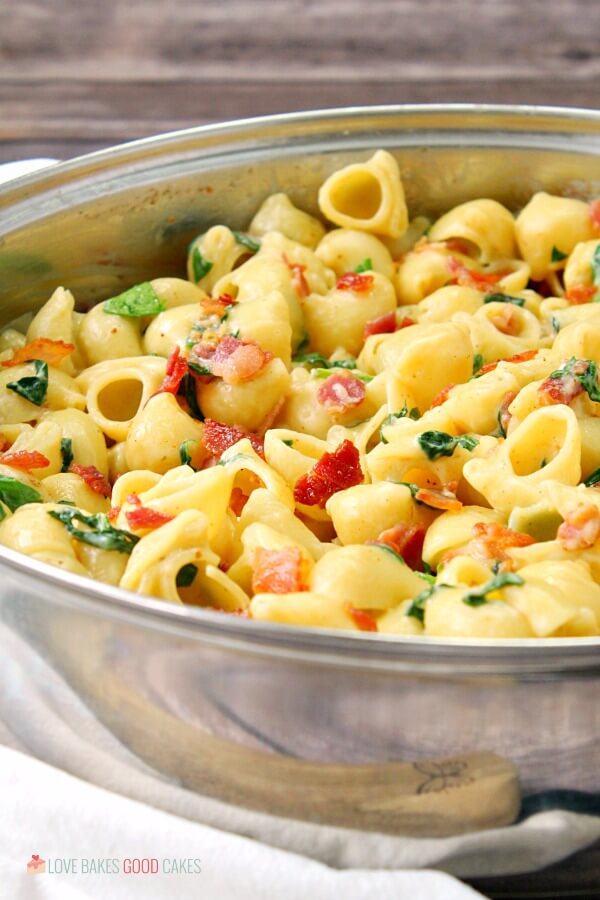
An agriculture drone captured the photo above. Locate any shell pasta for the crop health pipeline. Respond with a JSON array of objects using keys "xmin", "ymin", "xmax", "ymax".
[{"xmin": 1, "ymin": 150, "xmax": 599, "ymax": 639}]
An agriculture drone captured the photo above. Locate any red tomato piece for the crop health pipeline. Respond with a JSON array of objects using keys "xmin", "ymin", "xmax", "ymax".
[
  {"xmin": 229, "ymin": 486, "xmax": 249, "ymax": 516},
  {"xmin": 316, "ymin": 372, "xmax": 366, "ymax": 416},
  {"xmin": 372, "ymin": 523, "xmax": 426, "ymax": 570},
  {"xmin": 70, "ymin": 463, "xmax": 112, "ymax": 497},
  {"xmin": 398, "ymin": 316, "xmax": 416, "ymax": 329},
  {"xmin": 447, "ymin": 256, "xmax": 505, "ymax": 289},
  {"xmin": 430, "ymin": 383, "xmax": 456, "ymax": 408},
  {"xmin": 488, "ymin": 304, "xmax": 519, "ymax": 336},
  {"xmin": 155, "ymin": 345, "xmax": 189, "ymax": 395},
  {"xmin": 558, "ymin": 504, "xmax": 600, "ymax": 551},
  {"xmin": 336, "ymin": 272, "xmax": 375, "ymax": 293},
  {"xmin": 363, "ymin": 311, "xmax": 397, "ymax": 338},
  {"xmin": 107, "ymin": 506, "xmax": 121, "ymax": 523},
  {"xmin": 0, "ymin": 450, "xmax": 50, "ymax": 470},
  {"xmin": 293, "ymin": 439, "xmax": 363, "ymax": 508},
  {"xmin": 345, "ymin": 605, "xmax": 378, "ymax": 632},
  {"xmin": 202, "ymin": 418, "xmax": 265, "ymax": 459},
  {"xmin": 252, "ymin": 546, "xmax": 309, "ymax": 594},
  {"xmin": 201, "ymin": 294, "xmax": 236, "ymax": 317},
  {"xmin": 565, "ymin": 285, "xmax": 597, "ymax": 304},
  {"xmin": 2, "ymin": 338, "xmax": 75, "ymax": 369},
  {"xmin": 476, "ymin": 349, "xmax": 538, "ymax": 376},
  {"xmin": 590, "ymin": 199, "xmax": 600, "ymax": 232},
  {"xmin": 125, "ymin": 506, "xmax": 174, "ymax": 530}
]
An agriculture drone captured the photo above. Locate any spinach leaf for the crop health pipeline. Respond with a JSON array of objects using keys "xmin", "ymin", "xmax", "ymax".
[
  {"xmin": 472, "ymin": 353, "xmax": 484, "ymax": 375},
  {"xmin": 484, "ymin": 292, "xmax": 525, "ymax": 307},
  {"xmin": 178, "ymin": 373, "xmax": 204, "ymax": 420},
  {"xmin": 6, "ymin": 359, "xmax": 48, "ymax": 407},
  {"xmin": 373, "ymin": 543, "xmax": 405, "ymax": 564},
  {"xmin": 379, "ymin": 406, "xmax": 420, "ymax": 444},
  {"xmin": 176, "ymin": 563, "xmax": 198, "ymax": 587},
  {"xmin": 551, "ymin": 246, "xmax": 568, "ymax": 263},
  {"xmin": 292, "ymin": 352, "xmax": 357, "ymax": 370},
  {"xmin": 312, "ymin": 367, "xmax": 372, "ymax": 382},
  {"xmin": 592, "ymin": 244, "xmax": 600, "ymax": 287},
  {"xmin": 232, "ymin": 231, "xmax": 261, "ymax": 254},
  {"xmin": 548, "ymin": 357, "xmax": 600, "ymax": 403},
  {"xmin": 551, "ymin": 316, "xmax": 561, "ymax": 334},
  {"xmin": 418, "ymin": 430, "xmax": 479, "ymax": 460},
  {"xmin": 0, "ymin": 476, "xmax": 43, "ymax": 511},
  {"xmin": 282, "ymin": 438, "xmax": 294, "ymax": 447},
  {"xmin": 103, "ymin": 282, "xmax": 166, "ymax": 317},
  {"xmin": 60, "ymin": 437, "xmax": 74, "ymax": 473},
  {"xmin": 179, "ymin": 440, "xmax": 199, "ymax": 469},
  {"xmin": 188, "ymin": 360, "xmax": 213, "ymax": 377},
  {"xmin": 406, "ymin": 583, "xmax": 450, "ymax": 623},
  {"xmin": 584, "ymin": 467, "xmax": 600, "ymax": 487},
  {"xmin": 462, "ymin": 572, "xmax": 524, "ymax": 607},
  {"xmin": 48, "ymin": 509, "xmax": 139, "ymax": 554},
  {"xmin": 354, "ymin": 258, "xmax": 373, "ymax": 273},
  {"xmin": 191, "ymin": 247, "xmax": 214, "ymax": 282}
]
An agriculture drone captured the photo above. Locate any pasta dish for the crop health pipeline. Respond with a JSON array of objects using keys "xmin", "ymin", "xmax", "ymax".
[{"xmin": 1, "ymin": 149, "xmax": 599, "ymax": 638}]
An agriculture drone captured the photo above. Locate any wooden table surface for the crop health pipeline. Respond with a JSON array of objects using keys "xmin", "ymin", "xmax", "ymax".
[
  {"xmin": 0, "ymin": 0, "xmax": 598, "ymax": 163},
  {"xmin": 1, "ymin": 2, "xmax": 599, "ymax": 896}
]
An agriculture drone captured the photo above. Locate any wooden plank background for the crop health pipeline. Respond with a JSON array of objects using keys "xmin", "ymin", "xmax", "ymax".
[{"xmin": 0, "ymin": 0, "xmax": 598, "ymax": 162}]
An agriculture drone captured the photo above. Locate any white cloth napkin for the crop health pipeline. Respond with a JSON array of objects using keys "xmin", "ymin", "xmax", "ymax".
[{"xmin": 0, "ymin": 158, "xmax": 599, "ymax": 898}]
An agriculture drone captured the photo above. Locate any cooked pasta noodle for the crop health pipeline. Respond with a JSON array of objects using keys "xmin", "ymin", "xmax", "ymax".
[{"xmin": 1, "ymin": 152, "xmax": 599, "ymax": 639}]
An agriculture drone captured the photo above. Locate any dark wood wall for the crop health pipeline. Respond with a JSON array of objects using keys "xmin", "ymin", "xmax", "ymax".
[{"xmin": 0, "ymin": 0, "xmax": 598, "ymax": 162}]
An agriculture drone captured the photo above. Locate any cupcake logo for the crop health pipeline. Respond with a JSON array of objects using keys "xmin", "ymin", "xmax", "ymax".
[{"xmin": 26, "ymin": 854, "xmax": 46, "ymax": 875}]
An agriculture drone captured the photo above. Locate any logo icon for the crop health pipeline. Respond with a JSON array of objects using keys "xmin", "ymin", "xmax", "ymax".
[{"xmin": 26, "ymin": 854, "xmax": 46, "ymax": 875}]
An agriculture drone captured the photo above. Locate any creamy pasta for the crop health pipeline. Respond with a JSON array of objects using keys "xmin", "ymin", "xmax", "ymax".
[{"xmin": 1, "ymin": 150, "xmax": 600, "ymax": 639}]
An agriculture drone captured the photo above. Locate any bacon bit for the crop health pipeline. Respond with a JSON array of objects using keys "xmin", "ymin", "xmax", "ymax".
[
  {"xmin": 200, "ymin": 294, "xmax": 236, "ymax": 317},
  {"xmin": 293, "ymin": 439, "xmax": 363, "ymax": 508},
  {"xmin": 345, "ymin": 605, "xmax": 378, "ymax": 632},
  {"xmin": 399, "ymin": 316, "xmax": 416, "ymax": 329},
  {"xmin": 229, "ymin": 486, "xmax": 249, "ymax": 516},
  {"xmin": 415, "ymin": 485, "xmax": 462, "ymax": 512},
  {"xmin": 590, "ymin": 199, "xmax": 600, "ymax": 232},
  {"xmin": 0, "ymin": 434, "xmax": 10, "ymax": 453},
  {"xmin": 107, "ymin": 506, "xmax": 121, "ymax": 523},
  {"xmin": 193, "ymin": 335, "xmax": 271, "ymax": 385},
  {"xmin": 447, "ymin": 256, "xmax": 505, "ymax": 290},
  {"xmin": 283, "ymin": 254, "xmax": 310, "ymax": 298},
  {"xmin": 336, "ymin": 272, "xmax": 375, "ymax": 293},
  {"xmin": 125, "ymin": 505, "xmax": 174, "ymax": 530},
  {"xmin": 252, "ymin": 546, "xmax": 309, "ymax": 594},
  {"xmin": 316, "ymin": 372, "xmax": 366, "ymax": 417},
  {"xmin": 0, "ymin": 449, "xmax": 50, "ymax": 470},
  {"xmin": 256, "ymin": 397, "xmax": 286, "ymax": 436},
  {"xmin": 557, "ymin": 504, "xmax": 600, "ymax": 551},
  {"xmin": 363, "ymin": 311, "xmax": 397, "ymax": 338},
  {"xmin": 2, "ymin": 338, "xmax": 75, "ymax": 369},
  {"xmin": 69, "ymin": 463, "xmax": 112, "ymax": 498},
  {"xmin": 443, "ymin": 521, "xmax": 534, "ymax": 568},
  {"xmin": 488, "ymin": 304, "xmax": 519, "ymax": 336},
  {"xmin": 565, "ymin": 285, "xmax": 597, "ymax": 304},
  {"xmin": 498, "ymin": 390, "xmax": 517, "ymax": 435},
  {"xmin": 372, "ymin": 523, "xmax": 426, "ymax": 570},
  {"xmin": 430, "ymin": 383, "xmax": 456, "ymax": 408},
  {"xmin": 538, "ymin": 363, "xmax": 586, "ymax": 406},
  {"xmin": 476, "ymin": 349, "xmax": 538, "ymax": 376},
  {"xmin": 155, "ymin": 345, "xmax": 189, "ymax": 395},
  {"xmin": 202, "ymin": 418, "xmax": 265, "ymax": 460}
]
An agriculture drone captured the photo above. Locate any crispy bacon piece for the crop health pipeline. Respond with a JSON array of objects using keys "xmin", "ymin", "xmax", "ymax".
[
  {"xmin": 345, "ymin": 605, "xmax": 378, "ymax": 632},
  {"xmin": 363, "ymin": 311, "xmax": 397, "ymax": 338},
  {"xmin": 476, "ymin": 349, "xmax": 538, "ymax": 377},
  {"xmin": 488, "ymin": 304, "xmax": 519, "ymax": 336},
  {"xmin": 0, "ymin": 450, "xmax": 49, "ymax": 470},
  {"xmin": 2, "ymin": 338, "xmax": 75, "ymax": 369},
  {"xmin": 443, "ymin": 521, "xmax": 534, "ymax": 568},
  {"xmin": 565, "ymin": 285, "xmax": 597, "ymax": 304},
  {"xmin": 283, "ymin": 254, "xmax": 310, "ymax": 298},
  {"xmin": 293, "ymin": 439, "xmax": 363, "ymax": 508},
  {"xmin": 430, "ymin": 383, "xmax": 456, "ymax": 408},
  {"xmin": 590, "ymin": 199, "xmax": 600, "ymax": 232},
  {"xmin": 202, "ymin": 418, "xmax": 265, "ymax": 460},
  {"xmin": 229, "ymin": 486, "xmax": 250, "ymax": 516},
  {"xmin": 336, "ymin": 272, "xmax": 375, "ymax": 293},
  {"xmin": 200, "ymin": 294, "xmax": 236, "ymax": 316},
  {"xmin": 415, "ymin": 485, "xmax": 462, "ymax": 512},
  {"xmin": 538, "ymin": 362, "xmax": 588, "ymax": 406},
  {"xmin": 372, "ymin": 523, "xmax": 426, "ymax": 570},
  {"xmin": 0, "ymin": 434, "xmax": 10, "ymax": 453},
  {"xmin": 558, "ymin": 504, "xmax": 600, "ymax": 551},
  {"xmin": 125, "ymin": 505, "xmax": 174, "ymax": 530},
  {"xmin": 193, "ymin": 335, "xmax": 271, "ymax": 385},
  {"xmin": 155, "ymin": 346, "xmax": 189, "ymax": 395},
  {"xmin": 498, "ymin": 390, "xmax": 517, "ymax": 436},
  {"xmin": 447, "ymin": 256, "xmax": 506, "ymax": 290},
  {"xmin": 252, "ymin": 546, "xmax": 309, "ymax": 594},
  {"xmin": 70, "ymin": 463, "xmax": 112, "ymax": 498},
  {"xmin": 316, "ymin": 372, "xmax": 366, "ymax": 416}
]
